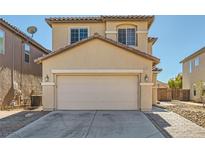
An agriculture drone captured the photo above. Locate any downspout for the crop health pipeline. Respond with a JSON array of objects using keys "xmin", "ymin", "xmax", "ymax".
[
  {"xmin": 20, "ymin": 41, "xmax": 23, "ymax": 91},
  {"xmin": 11, "ymin": 34, "xmax": 14, "ymax": 91},
  {"xmin": 139, "ymin": 73, "xmax": 142, "ymax": 111}
]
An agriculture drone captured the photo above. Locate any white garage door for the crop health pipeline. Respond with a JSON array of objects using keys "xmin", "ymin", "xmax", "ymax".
[{"xmin": 56, "ymin": 75, "xmax": 138, "ymax": 110}]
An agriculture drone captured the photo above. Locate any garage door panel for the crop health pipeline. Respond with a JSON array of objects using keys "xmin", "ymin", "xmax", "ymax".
[{"xmin": 57, "ymin": 75, "xmax": 138, "ymax": 110}]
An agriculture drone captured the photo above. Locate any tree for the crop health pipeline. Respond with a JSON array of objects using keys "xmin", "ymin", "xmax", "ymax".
[{"xmin": 168, "ymin": 73, "xmax": 182, "ymax": 89}]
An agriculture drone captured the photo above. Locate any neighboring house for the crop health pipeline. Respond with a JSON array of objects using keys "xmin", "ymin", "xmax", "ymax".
[
  {"xmin": 35, "ymin": 15, "xmax": 160, "ymax": 111},
  {"xmin": 181, "ymin": 47, "xmax": 205, "ymax": 102},
  {"xmin": 157, "ymin": 80, "xmax": 168, "ymax": 88},
  {"xmin": 0, "ymin": 18, "xmax": 49, "ymax": 106}
]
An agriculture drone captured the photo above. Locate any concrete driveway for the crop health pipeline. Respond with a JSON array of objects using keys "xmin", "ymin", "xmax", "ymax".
[{"xmin": 8, "ymin": 111, "xmax": 164, "ymax": 138}]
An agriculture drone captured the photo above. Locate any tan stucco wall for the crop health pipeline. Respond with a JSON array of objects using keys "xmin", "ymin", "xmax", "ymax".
[
  {"xmin": 152, "ymin": 73, "xmax": 158, "ymax": 105},
  {"xmin": 105, "ymin": 21, "xmax": 148, "ymax": 52},
  {"xmin": 182, "ymin": 52, "xmax": 205, "ymax": 101},
  {"xmin": 42, "ymin": 39, "xmax": 153, "ymax": 110},
  {"xmin": 147, "ymin": 41, "xmax": 153, "ymax": 55},
  {"xmin": 51, "ymin": 21, "xmax": 149, "ymax": 53},
  {"xmin": 52, "ymin": 23, "xmax": 105, "ymax": 51},
  {"xmin": 42, "ymin": 85, "xmax": 55, "ymax": 110},
  {"xmin": 141, "ymin": 84, "xmax": 152, "ymax": 111},
  {"xmin": 43, "ymin": 39, "xmax": 152, "ymax": 82}
]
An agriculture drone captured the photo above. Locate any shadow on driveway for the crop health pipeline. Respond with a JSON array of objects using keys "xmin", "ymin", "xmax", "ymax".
[
  {"xmin": 144, "ymin": 107, "xmax": 172, "ymax": 138},
  {"xmin": 0, "ymin": 111, "xmax": 49, "ymax": 137},
  {"xmin": 145, "ymin": 113, "xmax": 172, "ymax": 138}
]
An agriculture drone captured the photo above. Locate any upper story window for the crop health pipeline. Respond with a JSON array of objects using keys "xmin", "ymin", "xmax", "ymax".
[
  {"xmin": 24, "ymin": 44, "xmax": 30, "ymax": 63},
  {"xmin": 118, "ymin": 28, "xmax": 136, "ymax": 46},
  {"xmin": 189, "ymin": 61, "xmax": 192, "ymax": 73},
  {"xmin": 194, "ymin": 57, "xmax": 200, "ymax": 66},
  {"xmin": 70, "ymin": 28, "xmax": 88, "ymax": 44},
  {"xmin": 0, "ymin": 29, "xmax": 5, "ymax": 54}
]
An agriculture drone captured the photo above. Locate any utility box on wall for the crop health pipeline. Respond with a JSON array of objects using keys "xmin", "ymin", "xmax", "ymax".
[{"xmin": 31, "ymin": 95, "xmax": 42, "ymax": 107}]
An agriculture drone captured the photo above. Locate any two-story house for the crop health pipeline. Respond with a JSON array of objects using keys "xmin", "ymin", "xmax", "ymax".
[
  {"xmin": 0, "ymin": 18, "xmax": 49, "ymax": 107},
  {"xmin": 181, "ymin": 47, "xmax": 205, "ymax": 102},
  {"xmin": 35, "ymin": 15, "xmax": 160, "ymax": 111}
]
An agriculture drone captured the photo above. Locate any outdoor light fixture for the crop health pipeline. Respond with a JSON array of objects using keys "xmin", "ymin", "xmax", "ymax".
[
  {"xmin": 45, "ymin": 74, "xmax": 49, "ymax": 82},
  {"xmin": 144, "ymin": 74, "xmax": 149, "ymax": 82}
]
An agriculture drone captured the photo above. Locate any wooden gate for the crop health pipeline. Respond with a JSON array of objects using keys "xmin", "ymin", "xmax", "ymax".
[
  {"xmin": 157, "ymin": 88, "xmax": 190, "ymax": 101},
  {"xmin": 157, "ymin": 88, "xmax": 172, "ymax": 101}
]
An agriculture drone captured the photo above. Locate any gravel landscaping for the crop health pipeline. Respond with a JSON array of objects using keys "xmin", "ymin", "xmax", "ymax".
[
  {"xmin": 0, "ymin": 109, "xmax": 49, "ymax": 137},
  {"xmin": 156, "ymin": 101, "xmax": 205, "ymax": 129}
]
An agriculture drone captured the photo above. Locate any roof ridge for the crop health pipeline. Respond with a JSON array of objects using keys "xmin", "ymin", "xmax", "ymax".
[
  {"xmin": 0, "ymin": 18, "xmax": 50, "ymax": 54},
  {"xmin": 35, "ymin": 33, "xmax": 160, "ymax": 65}
]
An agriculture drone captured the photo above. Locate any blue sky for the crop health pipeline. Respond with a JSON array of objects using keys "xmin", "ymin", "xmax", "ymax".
[{"xmin": 2, "ymin": 15, "xmax": 205, "ymax": 83}]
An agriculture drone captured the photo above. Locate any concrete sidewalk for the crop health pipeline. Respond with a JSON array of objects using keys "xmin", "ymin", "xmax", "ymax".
[
  {"xmin": 145, "ymin": 107, "xmax": 205, "ymax": 138},
  {"xmin": 0, "ymin": 107, "xmax": 43, "ymax": 120},
  {"xmin": 0, "ymin": 109, "xmax": 24, "ymax": 119},
  {"xmin": 8, "ymin": 111, "xmax": 164, "ymax": 138}
]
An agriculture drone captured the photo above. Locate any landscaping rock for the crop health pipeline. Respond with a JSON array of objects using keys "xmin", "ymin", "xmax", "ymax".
[{"xmin": 158, "ymin": 101, "xmax": 205, "ymax": 128}]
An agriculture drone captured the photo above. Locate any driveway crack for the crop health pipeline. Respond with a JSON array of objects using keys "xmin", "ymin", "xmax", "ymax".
[{"xmin": 85, "ymin": 111, "xmax": 97, "ymax": 138}]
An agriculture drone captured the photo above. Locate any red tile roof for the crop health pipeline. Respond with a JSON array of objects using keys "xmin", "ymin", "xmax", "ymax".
[{"xmin": 46, "ymin": 15, "xmax": 154, "ymax": 28}]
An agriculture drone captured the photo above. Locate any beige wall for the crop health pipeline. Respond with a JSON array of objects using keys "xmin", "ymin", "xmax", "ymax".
[
  {"xmin": 105, "ymin": 21, "xmax": 148, "ymax": 52},
  {"xmin": 43, "ymin": 39, "xmax": 152, "ymax": 82},
  {"xmin": 42, "ymin": 85, "xmax": 55, "ymax": 110},
  {"xmin": 182, "ymin": 52, "xmax": 205, "ymax": 101},
  {"xmin": 152, "ymin": 72, "xmax": 158, "ymax": 105},
  {"xmin": 51, "ymin": 20, "xmax": 149, "ymax": 53},
  {"xmin": 42, "ymin": 39, "xmax": 153, "ymax": 111},
  {"xmin": 147, "ymin": 41, "xmax": 153, "ymax": 55},
  {"xmin": 52, "ymin": 23, "xmax": 105, "ymax": 51},
  {"xmin": 141, "ymin": 84, "xmax": 153, "ymax": 111}
]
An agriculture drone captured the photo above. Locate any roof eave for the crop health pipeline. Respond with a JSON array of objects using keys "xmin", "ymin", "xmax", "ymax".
[
  {"xmin": 148, "ymin": 16, "xmax": 155, "ymax": 29},
  {"xmin": 180, "ymin": 47, "xmax": 205, "ymax": 64},
  {"xmin": 45, "ymin": 18, "xmax": 52, "ymax": 27},
  {"xmin": 46, "ymin": 15, "xmax": 155, "ymax": 29},
  {"xmin": 148, "ymin": 37, "xmax": 158, "ymax": 45},
  {"xmin": 35, "ymin": 33, "xmax": 160, "ymax": 64}
]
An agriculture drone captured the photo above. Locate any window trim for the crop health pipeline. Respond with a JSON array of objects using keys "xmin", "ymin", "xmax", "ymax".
[
  {"xmin": 194, "ymin": 57, "xmax": 200, "ymax": 66},
  {"xmin": 69, "ymin": 26, "xmax": 90, "ymax": 44},
  {"xmin": 193, "ymin": 84, "xmax": 197, "ymax": 96},
  {"xmin": 0, "ymin": 29, "xmax": 5, "ymax": 55},
  {"xmin": 189, "ymin": 61, "xmax": 192, "ymax": 73},
  {"xmin": 193, "ymin": 88, "xmax": 197, "ymax": 96},
  {"xmin": 117, "ymin": 27, "xmax": 137, "ymax": 47},
  {"xmin": 24, "ymin": 43, "xmax": 30, "ymax": 64}
]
